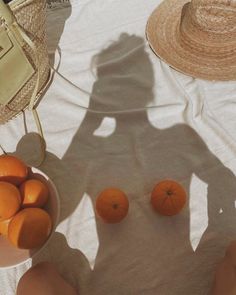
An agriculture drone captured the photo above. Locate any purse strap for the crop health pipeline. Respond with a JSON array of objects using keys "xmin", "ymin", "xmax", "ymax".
[{"xmin": 0, "ymin": 0, "xmax": 45, "ymax": 166}]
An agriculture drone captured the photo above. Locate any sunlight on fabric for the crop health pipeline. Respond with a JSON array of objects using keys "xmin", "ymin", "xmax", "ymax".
[
  {"xmin": 60, "ymin": 193, "xmax": 99, "ymax": 270},
  {"xmin": 190, "ymin": 173, "xmax": 208, "ymax": 252},
  {"xmin": 93, "ymin": 117, "xmax": 116, "ymax": 137},
  {"xmin": 147, "ymin": 104, "xmax": 186, "ymax": 129}
]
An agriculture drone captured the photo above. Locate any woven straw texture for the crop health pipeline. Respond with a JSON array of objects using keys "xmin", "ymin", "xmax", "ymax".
[
  {"xmin": 146, "ymin": 0, "xmax": 236, "ymax": 81},
  {"xmin": 0, "ymin": 0, "xmax": 50, "ymax": 124}
]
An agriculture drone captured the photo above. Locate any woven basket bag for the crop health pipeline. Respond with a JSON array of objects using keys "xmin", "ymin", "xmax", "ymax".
[{"xmin": 0, "ymin": 0, "xmax": 50, "ymax": 124}]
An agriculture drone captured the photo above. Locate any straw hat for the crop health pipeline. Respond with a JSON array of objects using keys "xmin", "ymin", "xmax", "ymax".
[{"xmin": 146, "ymin": 0, "xmax": 236, "ymax": 81}]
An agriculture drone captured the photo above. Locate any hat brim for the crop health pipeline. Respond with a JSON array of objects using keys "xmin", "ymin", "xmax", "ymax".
[{"xmin": 146, "ymin": 0, "xmax": 236, "ymax": 81}]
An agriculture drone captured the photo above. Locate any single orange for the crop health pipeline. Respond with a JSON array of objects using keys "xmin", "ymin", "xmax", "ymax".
[
  {"xmin": 0, "ymin": 218, "xmax": 12, "ymax": 235},
  {"xmin": 151, "ymin": 180, "xmax": 187, "ymax": 216},
  {"xmin": 0, "ymin": 155, "xmax": 28, "ymax": 186},
  {"xmin": 96, "ymin": 188, "xmax": 129, "ymax": 223},
  {"xmin": 8, "ymin": 208, "xmax": 52, "ymax": 249},
  {"xmin": 0, "ymin": 181, "xmax": 21, "ymax": 221},
  {"xmin": 20, "ymin": 179, "xmax": 49, "ymax": 208}
]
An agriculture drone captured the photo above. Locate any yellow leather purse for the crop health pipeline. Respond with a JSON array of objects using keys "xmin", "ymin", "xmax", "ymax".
[
  {"xmin": 0, "ymin": 0, "xmax": 50, "ymax": 164},
  {"xmin": 0, "ymin": 0, "xmax": 50, "ymax": 119},
  {"xmin": 0, "ymin": 1, "xmax": 35, "ymax": 106}
]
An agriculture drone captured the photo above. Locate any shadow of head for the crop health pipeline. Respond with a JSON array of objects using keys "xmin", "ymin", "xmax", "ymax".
[{"xmin": 90, "ymin": 33, "xmax": 154, "ymax": 112}]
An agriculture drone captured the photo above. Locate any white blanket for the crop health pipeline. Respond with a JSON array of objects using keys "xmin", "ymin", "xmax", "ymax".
[{"xmin": 1, "ymin": 0, "xmax": 236, "ymax": 294}]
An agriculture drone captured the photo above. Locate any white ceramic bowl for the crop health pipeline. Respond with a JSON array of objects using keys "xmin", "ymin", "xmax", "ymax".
[{"xmin": 0, "ymin": 167, "xmax": 60, "ymax": 269}]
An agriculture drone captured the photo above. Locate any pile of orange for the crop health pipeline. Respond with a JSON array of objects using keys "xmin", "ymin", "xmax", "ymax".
[{"xmin": 0, "ymin": 155, "xmax": 52, "ymax": 249}]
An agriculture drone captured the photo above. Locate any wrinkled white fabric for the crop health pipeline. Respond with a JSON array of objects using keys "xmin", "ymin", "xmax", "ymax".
[{"xmin": 1, "ymin": 0, "xmax": 236, "ymax": 294}]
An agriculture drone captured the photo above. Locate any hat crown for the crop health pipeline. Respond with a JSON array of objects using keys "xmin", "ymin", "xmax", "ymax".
[
  {"xmin": 146, "ymin": 0, "xmax": 236, "ymax": 80},
  {"xmin": 190, "ymin": 0, "xmax": 236, "ymax": 34}
]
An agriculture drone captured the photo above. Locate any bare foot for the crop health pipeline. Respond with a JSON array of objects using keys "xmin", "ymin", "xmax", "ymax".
[
  {"xmin": 211, "ymin": 241, "xmax": 236, "ymax": 295},
  {"xmin": 16, "ymin": 262, "xmax": 78, "ymax": 295}
]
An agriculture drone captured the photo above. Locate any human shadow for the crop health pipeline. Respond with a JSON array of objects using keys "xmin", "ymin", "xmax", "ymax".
[{"xmin": 15, "ymin": 33, "xmax": 236, "ymax": 295}]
